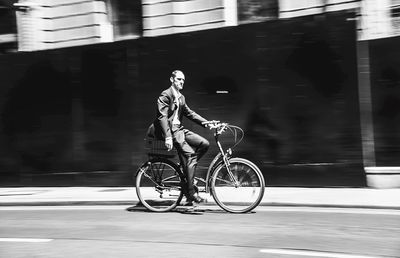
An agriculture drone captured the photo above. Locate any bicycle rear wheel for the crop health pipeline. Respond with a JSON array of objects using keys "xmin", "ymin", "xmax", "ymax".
[
  {"xmin": 136, "ymin": 158, "xmax": 184, "ymax": 212},
  {"xmin": 210, "ymin": 158, "xmax": 265, "ymax": 213}
]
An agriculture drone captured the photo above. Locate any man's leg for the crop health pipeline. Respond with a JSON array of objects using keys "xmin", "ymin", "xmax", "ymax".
[
  {"xmin": 173, "ymin": 129, "xmax": 198, "ymax": 200},
  {"xmin": 183, "ymin": 129, "xmax": 209, "ymax": 161},
  {"xmin": 183, "ymin": 129, "xmax": 209, "ymax": 203}
]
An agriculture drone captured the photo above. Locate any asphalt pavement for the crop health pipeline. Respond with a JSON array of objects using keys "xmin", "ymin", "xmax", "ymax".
[{"xmin": 0, "ymin": 186, "xmax": 400, "ymax": 209}]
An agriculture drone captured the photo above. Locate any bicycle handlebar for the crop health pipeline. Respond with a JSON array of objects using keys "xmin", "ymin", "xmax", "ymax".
[
  {"xmin": 202, "ymin": 120, "xmax": 244, "ymax": 149},
  {"xmin": 202, "ymin": 120, "xmax": 221, "ymax": 126},
  {"xmin": 202, "ymin": 120, "xmax": 227, "ymax": 133}
]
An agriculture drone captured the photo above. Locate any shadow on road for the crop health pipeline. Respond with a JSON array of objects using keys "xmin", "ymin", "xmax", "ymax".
[{"xmin": 126, "ymin": 203, "xmax": 255, "ymax": 215}]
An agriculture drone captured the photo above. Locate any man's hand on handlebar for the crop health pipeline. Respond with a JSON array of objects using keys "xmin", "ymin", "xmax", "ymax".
[
  {"xmin": 203, "ymin": 120, "xmax": 220, "ymax": 129},
  {"xmin": 203, "ymin": 120, "xmax": 228, "ymax": 134}
]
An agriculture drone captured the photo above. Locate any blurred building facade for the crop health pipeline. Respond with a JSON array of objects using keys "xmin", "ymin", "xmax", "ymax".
[
  {"xmin": 1, "ymin": 1, "xmax": 399, "ymax": 49},
  {"xmin": 3, "ymin": 0, "xmax": 400, "ymax": 51},
  {"xmin": 0, "ymin": 0, "xmax": 399, "ymax": 188},
  {"xmin": 0, "ymin": 0, "xmax": 18, "ymax": 53}
]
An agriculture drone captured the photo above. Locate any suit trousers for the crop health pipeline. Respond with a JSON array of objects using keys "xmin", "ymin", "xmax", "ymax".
[{"xmin": 172, "ymin": 125, "xmax": 209, "ymax": 198}]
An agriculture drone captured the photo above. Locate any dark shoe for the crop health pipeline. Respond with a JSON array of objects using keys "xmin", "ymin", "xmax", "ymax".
[
  {"xmin": 183, "ymin": 201, "xmax": 194, "ymax": 206},
  {"xmin": 187, "ymin": 194, "xmax": 205, "ymax": 204}
]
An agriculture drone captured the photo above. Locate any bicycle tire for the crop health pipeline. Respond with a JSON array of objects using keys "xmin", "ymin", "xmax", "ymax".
[
  {"xmin": 210, "ymin": 158, "xmax": 265, "ymax": 213},
  {"xmin": 136, "ymin": 157, "xmax": 184, "ymax": 212}
]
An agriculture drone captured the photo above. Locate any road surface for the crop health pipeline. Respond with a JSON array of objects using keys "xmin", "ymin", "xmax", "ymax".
[{"xmin": 0, "ymin": 205, "xmax": 399, "ymax": 258}]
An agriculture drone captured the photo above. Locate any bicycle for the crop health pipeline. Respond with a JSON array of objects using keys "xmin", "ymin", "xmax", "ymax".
[{"xmin": 135, "ymin": 121, "xmax": 265, "ymax": 213}]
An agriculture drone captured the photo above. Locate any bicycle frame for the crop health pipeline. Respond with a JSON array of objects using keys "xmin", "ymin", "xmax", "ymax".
[{"xmin": 139, "ymin": 123, "xmax": 243, "ymax": 194}]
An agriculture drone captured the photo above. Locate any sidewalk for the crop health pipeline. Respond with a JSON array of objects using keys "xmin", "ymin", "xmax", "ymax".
[{"xmin": 1, "ymin": 187, "xmax": 400, "ymax": 209}]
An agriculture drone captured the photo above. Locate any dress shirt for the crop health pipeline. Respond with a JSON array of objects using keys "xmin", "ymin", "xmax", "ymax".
[{"xmin": 170, "ymin": 86, "xmax": 181, "ymax": 126}]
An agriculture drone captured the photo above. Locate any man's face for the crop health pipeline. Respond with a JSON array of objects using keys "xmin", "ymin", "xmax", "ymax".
[{"xmin": 171, "ymin": 72, "xmax": 185, "ymax": 91}]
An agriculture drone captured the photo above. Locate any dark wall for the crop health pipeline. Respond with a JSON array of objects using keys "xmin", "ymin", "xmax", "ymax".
[
  {"xmin": 370, "ymin": 37, "xmax": 400, "ymax": 166},
  {"xmin": 0, "ymin": 12, "xmax": 365, "ymax": 186}
]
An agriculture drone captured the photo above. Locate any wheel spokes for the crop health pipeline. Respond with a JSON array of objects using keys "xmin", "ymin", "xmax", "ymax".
[
  {"xmin": 136, "ymin": 160, "xmax": 183, "ymax": 212},
  {"xmin": 211, "ymin": 159, "xmax": 265, "ymax": 213}
]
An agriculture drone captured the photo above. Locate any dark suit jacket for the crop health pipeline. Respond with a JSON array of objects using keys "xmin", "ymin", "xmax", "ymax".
[{"xmin": 148, "ymin": 87, "xmax": 207, "ymax": 140}]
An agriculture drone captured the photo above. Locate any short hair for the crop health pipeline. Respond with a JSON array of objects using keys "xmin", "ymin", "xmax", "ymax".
[{"xmin": 171, "ymin": 70, "xmax": 184, "ymax": 78}]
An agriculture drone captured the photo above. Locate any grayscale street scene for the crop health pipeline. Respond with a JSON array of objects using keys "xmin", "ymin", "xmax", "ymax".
[{"xmin": 1, "ymin": 0, "xmax": 400, "ymax": 257}]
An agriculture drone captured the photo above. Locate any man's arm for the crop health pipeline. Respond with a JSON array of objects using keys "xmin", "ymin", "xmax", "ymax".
[
  {"xmin": 157, "ymin": 91, "xmax": 172, "ymax": 139},
  {"xmin": 181, "ymin": 96, "xmax": 208, "ymax": 127}
]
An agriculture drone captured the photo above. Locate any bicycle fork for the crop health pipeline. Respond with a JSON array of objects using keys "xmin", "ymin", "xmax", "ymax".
[{"xmin": 216, "ymin": 141, "xmax": 240, "ymax": 188}]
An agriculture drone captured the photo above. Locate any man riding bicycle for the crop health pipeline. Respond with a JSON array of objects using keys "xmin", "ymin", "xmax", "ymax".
[{"xmin": 147, "ymin": 70, "xmax": 214, "ymax": 204}]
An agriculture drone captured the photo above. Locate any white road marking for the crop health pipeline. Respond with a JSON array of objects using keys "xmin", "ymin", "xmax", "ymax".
[
  {"xmin": 0, "ymin": 238, "xmax": 53, "ymax": 243},
  {"xmin": 259, "ymin": 249, "xmax": 386, "ymax": 258}
]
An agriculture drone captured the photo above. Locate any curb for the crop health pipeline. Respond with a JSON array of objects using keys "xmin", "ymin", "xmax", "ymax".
[{"xmin": 1, "ymin": 200, "xmax": 399, "ymax": 210}]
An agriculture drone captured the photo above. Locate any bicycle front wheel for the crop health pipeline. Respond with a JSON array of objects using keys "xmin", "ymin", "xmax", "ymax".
[
  {"xmin": 136, "ymin": 158, "xmax": 184, "ymax": 212},
  {"xmin": 211, "ymin": 158, "xmax": 265, "ymax": 213}
]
